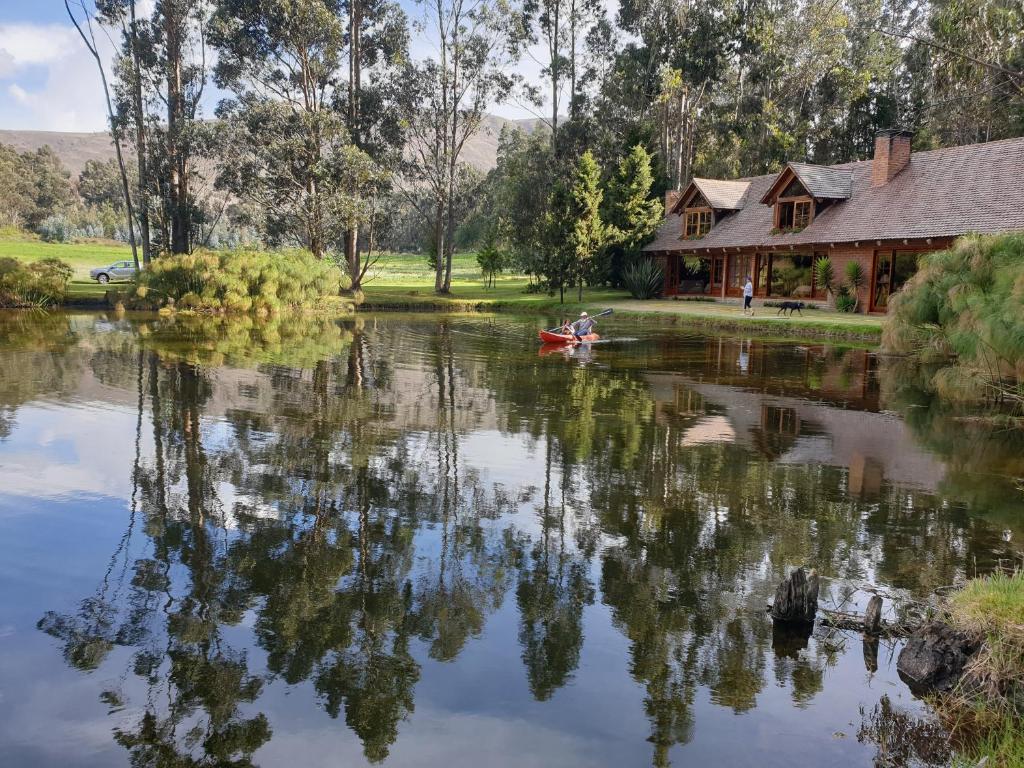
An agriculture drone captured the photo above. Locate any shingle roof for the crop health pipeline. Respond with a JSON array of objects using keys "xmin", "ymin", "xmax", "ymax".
[
  {"xmin": 785, "ymin": 163, "xmax": 852, "ymax": 199},
  {"xmin": 690, "ymin": 178, "xmax": 750, "ymax": 210},
  {"xmin": 644, "ymin": 136, "xmax": 1024, "ymax": 254}
]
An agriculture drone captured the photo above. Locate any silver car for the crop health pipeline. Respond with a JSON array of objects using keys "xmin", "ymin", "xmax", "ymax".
[{"xmin": 90, "ymin": 260, "xmax": 137, "ymax": 284}]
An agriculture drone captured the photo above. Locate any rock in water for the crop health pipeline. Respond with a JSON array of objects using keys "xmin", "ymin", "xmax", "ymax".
[
  {"xmin": 770, "ymin": 567, "xmax": 820, "ymax": 624},
  {"xmin": 897, "ymin": 621, "xmax": 980, "ymax": 694},
  {"xmin": 863, "ymin": 595, "xmax": 883, "ymax": 635}
]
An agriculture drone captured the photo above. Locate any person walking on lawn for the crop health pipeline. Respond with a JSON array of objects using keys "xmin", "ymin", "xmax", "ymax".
[{"xmin": 742, "ymin": 276, "xmax": 754, "ymax": 316}]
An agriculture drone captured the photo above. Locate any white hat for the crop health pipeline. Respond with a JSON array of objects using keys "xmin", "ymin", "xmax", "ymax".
[{"xmin": 580, "ymin": 311, "xmax": 588, "ymax": 317}]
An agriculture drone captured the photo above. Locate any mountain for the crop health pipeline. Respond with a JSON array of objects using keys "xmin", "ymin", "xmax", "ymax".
[{"xmin": 0, "ymin": 115, "xmax": 548, "ymax": 179}]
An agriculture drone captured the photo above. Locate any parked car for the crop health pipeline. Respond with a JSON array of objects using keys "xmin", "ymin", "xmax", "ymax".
[{"xmin": 90, "ymin": 261, "xmax": 137, "ymax": 284}]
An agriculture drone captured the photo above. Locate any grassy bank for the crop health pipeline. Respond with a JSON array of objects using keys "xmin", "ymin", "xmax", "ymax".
[
  {"xmin": 0, "ymin": 233, "xmax": 131, "ymax": 304},
  {"xmin": 945, "ymin": 571, "xmax": 1024, "ymax": 768}
]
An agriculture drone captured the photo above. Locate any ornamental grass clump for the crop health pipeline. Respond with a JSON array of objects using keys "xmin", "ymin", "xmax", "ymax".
[
  {"xmin": 137, "ymin": 249, "xmax": 344, "ymax": 315},
  {"xmin": 883, "ymin": 233, "xmax": 1024, "ymax": 404},
  {"xmin": 623, "ymin": 258, "xmax": 664, "ymax": 299},
  {"xmin": 0, "ymin": 256, "xmax": 73, "ymax": 308}
]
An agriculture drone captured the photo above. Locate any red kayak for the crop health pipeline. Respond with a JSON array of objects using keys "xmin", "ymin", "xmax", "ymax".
[{"xmin": 538, "ymin": 330, "xmax": 599, "ymax": 344}]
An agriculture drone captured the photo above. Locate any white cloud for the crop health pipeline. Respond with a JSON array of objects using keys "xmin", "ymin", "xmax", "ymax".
[{"xmin": 0, "ymin": 21, "xmax": 115, "ymax": 131}]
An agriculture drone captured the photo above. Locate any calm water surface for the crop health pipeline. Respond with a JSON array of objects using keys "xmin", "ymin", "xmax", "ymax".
[{"xmin": 1, "ymin": 311, "xmax": 1022, "ymax": 768}]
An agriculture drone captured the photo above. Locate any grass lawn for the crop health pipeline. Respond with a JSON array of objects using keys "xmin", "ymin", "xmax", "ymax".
[
  {"xmin": 362, "ymin": 251, "xmax": 626, "ymax": 312},
  {"xmin": 363, "ymin": 252, "xmax": 884, "ymax": 339}
]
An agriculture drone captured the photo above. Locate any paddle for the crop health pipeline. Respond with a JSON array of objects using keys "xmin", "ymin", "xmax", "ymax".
[{"xmin": 545, "ymin": 308, "xmax": 614, "ymax": 334}]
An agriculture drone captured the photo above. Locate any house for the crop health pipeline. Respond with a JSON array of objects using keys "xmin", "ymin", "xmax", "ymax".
[{"xmin": 643, "ymin": 131, "xmax": 1024, "ymax": 312}]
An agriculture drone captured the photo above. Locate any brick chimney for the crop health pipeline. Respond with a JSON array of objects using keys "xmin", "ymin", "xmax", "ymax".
[
  {"xmin": 665, "ymin": 189, "xmax": 681, "ymax": 214},
  {"xmin": 872, "ymin": 129, "xmax": 914, "ymax": 186}
]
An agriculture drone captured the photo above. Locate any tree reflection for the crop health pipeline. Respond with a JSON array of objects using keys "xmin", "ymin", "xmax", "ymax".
[{"xmin": 22, "ymin": 315, "xmax": 1024, "ymax": 768}]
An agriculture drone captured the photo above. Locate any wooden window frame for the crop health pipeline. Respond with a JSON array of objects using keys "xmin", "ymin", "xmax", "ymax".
[
  {"xmin": 684, "ymin": 207, "xmax": 713, "ymax": 239},
  {"xmin": 774, "ymin": 196, "xmax": 814, "ymax": 231}
]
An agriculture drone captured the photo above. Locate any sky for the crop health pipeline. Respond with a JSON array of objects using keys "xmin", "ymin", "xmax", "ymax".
[{"xmin": 0, "ymin": 0, "xmax": 552, "ymax": 133}]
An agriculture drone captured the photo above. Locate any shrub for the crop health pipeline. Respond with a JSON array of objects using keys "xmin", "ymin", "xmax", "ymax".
[
  {"xmin": 37, "ymin": 214, "xmax": 76, "ymax": 243},
  {"xmin": 0, "ymin": 257, "xmax": 73, "ymax": 307},
  {"xmin": 883, "ymin": 233, "xmax": 1024, "ymax": 403},
  {"xmin": 136, "ymin": 249, "xmax": 344, "ymax": 314},
  {"xmin": 835, "ymin": 289, "xmax": 857, "ymax": 313},
  {"xmin": 623, "ymin": 258, "xmax": 664, "ymax": 299}
]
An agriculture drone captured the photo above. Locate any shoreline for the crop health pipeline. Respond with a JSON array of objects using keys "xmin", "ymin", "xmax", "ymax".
[{"xmin": 359, "ymin": 298, "xmax": 885, "ymax": 342}]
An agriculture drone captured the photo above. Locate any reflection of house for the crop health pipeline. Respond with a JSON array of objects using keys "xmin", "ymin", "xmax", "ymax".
[
  {"xmin": 646, "ymin": 373, "xmax": 946, "ymax": 493},
  {"xmin": 655, "ymin": 337, "xmax": 880, "ymax": 411},
  {"xmin": 644, "ymin": 132, "xmax": 1024, "ymax": 312}
]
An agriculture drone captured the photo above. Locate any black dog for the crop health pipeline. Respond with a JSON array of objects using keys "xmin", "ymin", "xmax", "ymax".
[{"xmin": 776, "ymin": 301, "xmax": 805, "ymax": 316}]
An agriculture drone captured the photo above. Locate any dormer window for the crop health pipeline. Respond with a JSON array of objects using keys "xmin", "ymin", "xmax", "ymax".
[
  {"xmin": 760, "ymin": 163, "xmax": 852, "ymax": 234},
  {"xmin": 684, "ymin": 208, "xmax": 712, "ymax": 238}
]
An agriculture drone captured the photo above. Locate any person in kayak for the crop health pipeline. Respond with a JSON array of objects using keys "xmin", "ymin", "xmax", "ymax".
[
  {"xmin": 571, "ymin": 311, "xmax": 596, "ymax": 340},
  {"xmin": 559, "ymin": 318, "xmax": 575, "ymax": 335}
]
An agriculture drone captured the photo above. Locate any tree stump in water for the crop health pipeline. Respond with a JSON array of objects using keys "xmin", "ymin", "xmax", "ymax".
[
  {"xmin": 770, "ymin": 567, "xmax": 820, "ymax": 624},
  {"xmin": 863, "ymin": 595, "xmax": 883, "ymax": 635}
]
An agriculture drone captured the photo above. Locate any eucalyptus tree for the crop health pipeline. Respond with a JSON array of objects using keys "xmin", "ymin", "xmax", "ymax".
[
  {"xmin": 402, "ymin": 0, "xmax": 526, "ymax": 293},
  {"xmin": 336, "ymin": 0, "xmax": 410, "ymax": 285},
  {"xmin": 211, "ymin": 0, "xmax": 386, "ymax": 269},
  {"xmin": 522, "ymin": 0, "xmax": 605, "ymax": 143}
]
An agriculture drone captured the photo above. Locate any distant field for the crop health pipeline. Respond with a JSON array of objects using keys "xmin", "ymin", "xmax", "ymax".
[
  {"xmin": 0, "ymin": 235, "xmax": 134, "ymax": 301},
  {"xmin": 361, "ymin": 251, "xmax": 627, "ymax": 309},
  {"xmin": 0, "ymin": 236, "xmax": 131, "ymax": 274}
]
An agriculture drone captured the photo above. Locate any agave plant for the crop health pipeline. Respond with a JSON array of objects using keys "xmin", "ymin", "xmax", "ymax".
[{"xmin": 623, "ymin": 258, "xmax": 664, "ymax": 299}]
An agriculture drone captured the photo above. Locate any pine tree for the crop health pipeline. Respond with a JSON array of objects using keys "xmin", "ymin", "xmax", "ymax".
[
  {"xmin": 605, "ymin": 144, "xmax": 663, "ymax": 284},
  {"xmin": 569, "ymin": 150, "xmax": 606, "ymax": 301}
]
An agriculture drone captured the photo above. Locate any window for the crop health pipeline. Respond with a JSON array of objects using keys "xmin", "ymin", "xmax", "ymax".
[
  {"xmin": 767, "ymin": 254, "xmax": 814, "ymax": 297},
  {"xmin": 872, "ymin": 251, "xmax": 921, "ymax": 311},
  {"xmin": 775, "ymin": 197, "xmax": 813, "ymax": 231},
  {"xmin": 793, "ymin": 201, "xmax": 811, "ymax": 229},
  {"xmin": 684, "ymin": 208, "xmax": 712, "ymax": 238}
]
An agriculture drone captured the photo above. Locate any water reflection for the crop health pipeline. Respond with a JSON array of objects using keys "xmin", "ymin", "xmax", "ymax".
[{"xmin": 0, "ymin": 312, "xmax": 1021, "ymax": 767}]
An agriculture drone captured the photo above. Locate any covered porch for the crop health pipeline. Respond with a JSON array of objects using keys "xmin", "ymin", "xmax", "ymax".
[{"xmin": 655, "ymin": 250, "xmax": 827, "ymax": 302}]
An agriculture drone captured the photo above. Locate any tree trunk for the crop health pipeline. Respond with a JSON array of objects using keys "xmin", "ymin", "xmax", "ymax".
[
  {"xmin": 434, "ymin": 200, "xmax": 445, "ymax": 293},
  {"xmin": 551, "ymin": 0, "xmax": 560, "ymax": 147},
  {"xmin": 345, "ymin": 0, "xmax": 361, "ymax": 286},
  {"xmin": 165, "ymin": 2, "xmax": 189, "ymax": 254},
  {"xmin": 66, "ymin": 0, "xmax": 139, "ymax": 271},
  {"xmin": 569, "ymin": 0, "xmax": 577, "ymax": 121},
  {"xmin": 863, "ymin": 595, "xmax": 883, "ymax": 635},
  {"xmin": 443, "ymin": 24, "xmax": 459, "ymax": 294},
  {"xmin": 128, "ymin": 0, "xmax": 151, "ymax": 265},
  {"xmin": 770, "ymin": 567, "xmax": 819, "ymax": 624}
]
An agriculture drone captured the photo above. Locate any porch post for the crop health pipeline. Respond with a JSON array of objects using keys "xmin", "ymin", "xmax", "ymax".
[{"xmin": 720, "ymin": 253, "xmax": 728, "ymax": 299}]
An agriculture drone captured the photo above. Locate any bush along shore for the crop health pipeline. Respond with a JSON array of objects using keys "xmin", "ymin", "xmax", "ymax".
[
  {"xmin": 884, "ymin": 233, "xmax": 1024, "ymax": 407},
  {"xmin": 768, "ymin": 567, "xmax": 1024, "ymax": 768},
  {"xmin": 125, "ymin": 250, "xmax": 355, "ymax": 315}
]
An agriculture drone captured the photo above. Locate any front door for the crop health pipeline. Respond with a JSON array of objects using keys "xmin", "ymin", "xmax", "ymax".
[
  {"xmin": 871, "ymin": 250, "xmax": 920, "ymax": 311},
  {"xmin": 665, "ymin": 256, "xmax": 680, "ymax": 296},
  {"xmin": 753, "ymin": 254, "xmax": 769, "ymax": 296},
  {"xmin": 710, "ymin": 255, "xmax": 725, "ymax": 294}
]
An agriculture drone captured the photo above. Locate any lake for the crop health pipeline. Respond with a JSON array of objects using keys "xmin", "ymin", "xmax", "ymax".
[{"xmin": 1, "ymin": 311, "xmax": 1022, "ymax": 768}]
